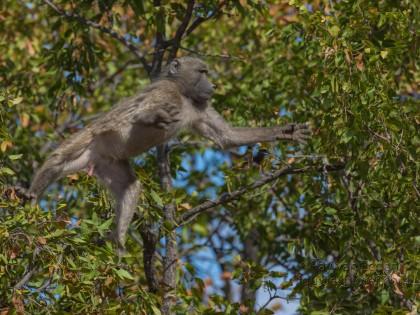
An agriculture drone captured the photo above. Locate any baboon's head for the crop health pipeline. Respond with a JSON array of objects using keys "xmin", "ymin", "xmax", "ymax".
[{"xmin": 163, "ymin": 56, "xmax": 215, "ymax": 104}]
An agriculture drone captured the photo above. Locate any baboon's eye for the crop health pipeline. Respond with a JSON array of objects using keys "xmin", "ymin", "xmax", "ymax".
[{"xmin": 198, "ymin": 69, "xmax": 208, "ymax": 74}]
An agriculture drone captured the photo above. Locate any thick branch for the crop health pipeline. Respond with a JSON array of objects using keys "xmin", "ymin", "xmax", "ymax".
[
  {"xmin": 168, "ymin": 0, "xmax": 195, "ymax": 61},
  {"xmin": 139, "ymin": 227, "xmax": 159, "ymax": 293},
  {"xmin": 160, "ymin": 204, "xmax": 177, "ymax": 315},
  {"xmin": 178, "ymin": 163, "xmax": 345, "ymax": 226},
  {"xmin": 42, "ymin": 0, "xmax": 150, "ymax": 74},
  {"xmin": 156, "ymin": 145, "xmax": 177, "ymax": 315},
  {"xmin": 156, "ymin": 145, "xmax": 172, "ymax": 190}
]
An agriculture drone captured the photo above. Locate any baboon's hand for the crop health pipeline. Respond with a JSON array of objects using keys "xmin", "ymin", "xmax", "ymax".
[
  {"xmin": 140, "ymin": 103, "xmax": 181, "ymax": 130},
  {"xmin": 282, "ymin": 123, "xmax": 312, "ymax": 144},
  {"xmin": 154, "ymin": 104, "xmax": 181, "ymax": 130}
]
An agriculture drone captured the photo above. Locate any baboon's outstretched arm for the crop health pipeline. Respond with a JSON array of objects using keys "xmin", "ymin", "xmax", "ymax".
[{"xmin": 193, "ymin": 106, "xmax": 311, "ymax": 149}]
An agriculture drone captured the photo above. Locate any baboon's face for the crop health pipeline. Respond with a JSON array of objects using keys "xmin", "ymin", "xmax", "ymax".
[{"xmin": 167, "ymin": 57, "xmax": 215, "ymax": 103}]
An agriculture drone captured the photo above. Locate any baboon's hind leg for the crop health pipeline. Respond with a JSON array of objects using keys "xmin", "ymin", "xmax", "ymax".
[{"xmin": 94, "ymin": 159, "xmax": 141, "ymax": 251}]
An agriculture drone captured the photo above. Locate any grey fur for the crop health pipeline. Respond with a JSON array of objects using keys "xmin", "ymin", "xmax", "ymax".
[{"xmin": 29, "ymin": 57, "xmax": 311, "ymax": 251}]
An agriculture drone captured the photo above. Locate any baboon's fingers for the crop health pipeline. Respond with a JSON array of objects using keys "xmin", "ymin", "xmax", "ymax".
[
  {"xmin": 283, "ymin": 122, "xmax": 310, "ymax": 132},
  {"xmin": 159, "ymin": 116, "xmax": 172, "ymax": 124},
  {"xmin": 294, "ymin": 123, "xmax": 310, "ymax": 130},
  {"xmin": 300, "ymin": 128, "xmax": 312, "ymax": 134},
  {"xmin": 282, "ymin": 123, "xmax": 295, "ymax": 132},
  {"xmin": 167, "ymin": 106, "xmax": 181, "ymax": 115},
  {"xmin": 299, "ymin": 134, "xmax": 311, "ymax": 140},
  {"xmin": 295, "ymin": 132, "xmax": 311, "ymax": 144},
  {"xmin": 156, "ymin": 122, "xmax": 170, "ymax": 130}
]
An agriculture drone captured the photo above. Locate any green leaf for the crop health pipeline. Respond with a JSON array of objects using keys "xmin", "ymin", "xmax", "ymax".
[
  {"xmin": 192, "ymin": 223, "xmax": 207, "ymax": 236},
  {"xmin": 129, "ymin": 0, "xmax": 145, "ymax": 15},
  {"xmin": 10, "ymin": 97, "xmax": 23, "ymax": 105},
  {"xmin": 151, "ymin": 306, "xmax": 161, "ymax": 315},
  {"xmin": 325, "ymin": 207, "xmax": 337, "ymax": 215},
  {"xmin": 328, "ymin": 25, "xmax": 340, "ymax": 37},
  {"xmin": 380, "ymin": 50, "xmax": 388, "ymax": 59},
  {"xmin": 113, "ymin": 268, "xmax": 135, "ymax": 280},
  {"xmin": 150, "ymin": 190, "xmax": 163, "ymax": 207},
  {"xmin": 8, "ymin": 154, "xmax": 23, "ymax": 160},
  {"xmin": 98, "ymin": 218, "xmax": 113, "ymax": 231},
  {"xmin": 0, "ymin": 167, "xmax": 15, "ymax": 175}
]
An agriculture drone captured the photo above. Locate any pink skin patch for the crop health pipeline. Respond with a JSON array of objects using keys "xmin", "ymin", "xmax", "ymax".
[{"xmin": 87, "ymin": 163, "xmax": 95, "ymax": 176}]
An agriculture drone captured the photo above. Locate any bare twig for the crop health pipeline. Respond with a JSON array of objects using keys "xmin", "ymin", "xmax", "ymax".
[
  {"xmin": 41, "ymin": 0, "xmax": 150, "ymax": 73},
  {"xmin": 90, "ymin": 59, "xmax": 136, "ymax": 91},
  {"xmin": 179, "ymin": 46, "xmax": 246, "ymax": 61},
  {"xmin": 259, "ymin": 294, "xmax": 292, "ymax": 311},
  {"xmin": 14, "ymin": 268, "xmax": 38, "ymax": 290},
  {"xmin": 178, "ymin": 163, "xmax": 345, "ymax": 226},
  {"xmin": 13, "ymin": 248, "xmax": 41, "ymax": 289},
  {"xmin": 184, "ymin": 0, "xmax": 227, "ymax": 37}
]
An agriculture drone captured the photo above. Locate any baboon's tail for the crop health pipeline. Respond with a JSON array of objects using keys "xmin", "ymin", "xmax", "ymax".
[
  {"xmin": 28, "ymin": 129, "xmax": 93, "ymax": 199},
  {"xmin": 28, "ymin": 153, "xmax": 65, "ymax": 199}
]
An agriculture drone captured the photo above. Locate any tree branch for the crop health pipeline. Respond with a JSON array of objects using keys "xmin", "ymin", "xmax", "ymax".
[
  {"xmin": 14, "ymin": 267, "xmax": 38, "ymax": 290},
  {"xmin": 178, "ymin": 163, "xmax": 345, "ymax": 226},
  {"xmin": 41, "ymin": 0, "xmax": 151, "ymax": 74},
  {"xmin": 167, "ymin": 0, "xmax": 195, "ymax": 61},
  {"xmin": 156, "ymin": 145, "xmax": 177, "ymax": 315},
  {"xmin": 90, "ymin": 58, "xmax": 136, "ymax": 91},
  {"xmin": 184, "ymin": 0, "xmax": 227, "ymax": 37},
  {"xmin": 13, "ymin": 247, "xmax": 41, "ymax": 290},
  {"xmin": 139, "ymin": 227, "xmax": 159, "ymax": 293},
  {"xmin": 160, "ymin": 203, "xmax": 177, "ymax": 315},
  {"xmin": 150, "ymin": 0, "xmax": 167, "ymax": 77},
  {"xmin": 179, "ymin": 46, "xmax": 246, "ymax": 61}
]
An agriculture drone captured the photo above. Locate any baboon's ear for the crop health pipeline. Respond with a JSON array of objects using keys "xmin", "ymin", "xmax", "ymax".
[{"xmin": 169, "ymin": 59, "xmax": 180, "ymax": 75}]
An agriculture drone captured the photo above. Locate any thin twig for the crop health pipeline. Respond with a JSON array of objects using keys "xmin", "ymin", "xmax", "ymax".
[
  {"xmin": 179, "ymin": 46, "xmax": 246, "ymax": 61},
  {"xmin": 259, "ymin": 294, "xmax": 293, "ymax": 311},
  {"xmin": 13, "ymin": 248, "xmax": 41, "ymax": 289},
  {"xmin": 90, "ymin": 59, "xmax": 136, "ymax": 91},
  {"xmin": 184, "ymin": 1, "xmax": 227, "ymax": 37},
  {"xmin": 41, "ymin": 0, "xmax": 150, "ymax": 73},
  {"xmin": 14, "ymin": 268, "xmax": 38, "ymax": 290},
  {"xmin": 178, "ymin": 163, "xmax": 345, "ymax": 226}
]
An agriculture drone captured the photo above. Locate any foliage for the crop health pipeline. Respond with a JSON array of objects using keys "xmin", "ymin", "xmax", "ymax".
[{"xmin": 0, "ymin": 0, "xmax": 418, "ymax": 314}]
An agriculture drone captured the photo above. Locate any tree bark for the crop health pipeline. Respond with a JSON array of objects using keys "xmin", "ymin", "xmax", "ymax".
[
  {"xmin": 157, "ymin": 144, "xmax": 177, "ymax": 315},
  {"xmin": 241, "ymin": 229, "xmax": 259, "ymax": 305}
]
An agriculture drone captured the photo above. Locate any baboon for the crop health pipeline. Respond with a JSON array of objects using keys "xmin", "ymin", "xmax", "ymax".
[{"xmin": 29, "ymin": 56, "xmax": 311, "ymax": 250}]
